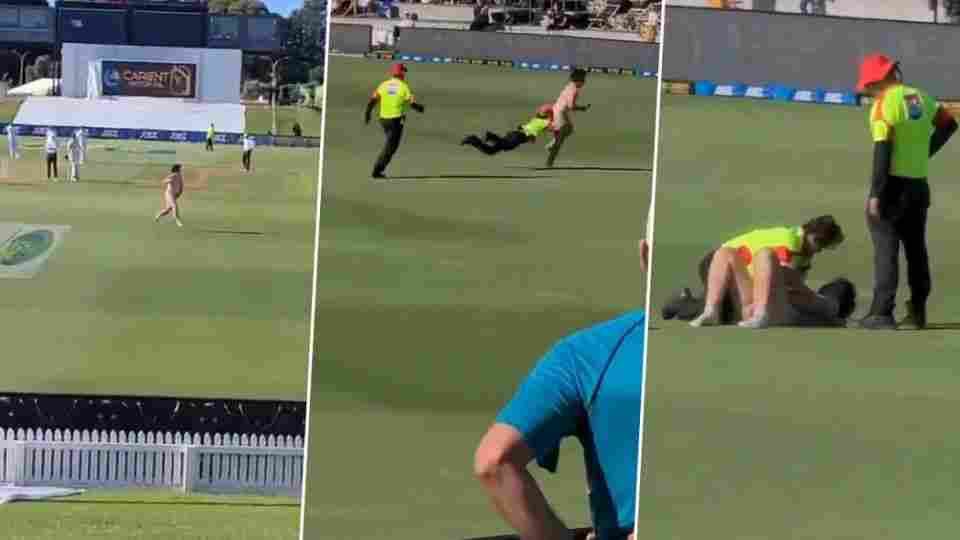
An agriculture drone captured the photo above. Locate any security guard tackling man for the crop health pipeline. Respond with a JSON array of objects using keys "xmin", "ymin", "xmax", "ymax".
[
  {"xmin": 365, "ymin": 63, "xmax": 425, "ymax": 179},
  {"xmin": 856, "ymin": 53, "xmax": 957, "ymax": 330},
  {"xmin": 461, "ymin": 104, "xmax": 556, "ymax": 156}
]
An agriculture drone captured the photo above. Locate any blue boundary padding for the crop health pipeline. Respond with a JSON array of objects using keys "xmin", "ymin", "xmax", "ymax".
[
  {"xmin": 515, "ymin": 59, "xmax": 554, "ymax": 71},
  {"xmin": 634, "ymin": 65, "xmax": 657, "ymax": 78},
  {"xmin": 693, "ymin": 80, "xmax": 860, "ymax": 106},
  {"xmin": 387, "ymin": 52, "xmax": 651, "ymax": 77},
  {"xmin": 694, "ymin": 80, "xmax": 716, "ymax": 96},
  {"xmin": 743, "ymin": 84, "xmax": 769, "ymax": 99},
  {"xmin": 0, "ymin": 124, "xmax": 322, "ymax": 146},
  {"xmin": 771, "ymin": 85, "xmax": 796, "ymax": 102}
]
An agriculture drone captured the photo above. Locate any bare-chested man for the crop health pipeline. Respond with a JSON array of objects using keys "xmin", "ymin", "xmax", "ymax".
[{"xmin": 154, "ymin": 164, "xmax": 184, "ymax": 227}]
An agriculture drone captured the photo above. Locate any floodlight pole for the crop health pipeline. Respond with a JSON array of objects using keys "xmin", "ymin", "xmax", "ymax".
[
  {"xmin": 271, "ymin": 56, "xmax": 287, "ymax": 135},
  {"xmin": 14, "ymin": 50, "xmax": 29, "ymax": 86}
]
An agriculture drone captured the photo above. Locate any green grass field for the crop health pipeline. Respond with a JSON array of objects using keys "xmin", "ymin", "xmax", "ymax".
[
  {"xmin": 0, "ymin": 99, "xmax": 321, "ymax": 137},
  {"xmin": 245, "ymin": 104, "xmax": 323, "ymax": 137},
  {"xmin": 2, "ymin": 490, "xmax": 299, "ymax": 540},
  {"xmin": 302, "ymin": 56, "xmax": 655, "ymax": 539},
  {"xmin": 642, "ymin": 95, "xmax": 960, "ymax": 538},
  {"xmin": 0, "ymin": 137, "xmax": 317, "ymax": 400},
  {"xmin": 0, "ymin": 97, "xmax": 23, "ymax": 121}
]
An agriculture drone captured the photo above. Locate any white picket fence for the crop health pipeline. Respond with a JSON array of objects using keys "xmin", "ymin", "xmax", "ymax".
[{"xmin": 0, "ymin": 428, "xmax": 304, "ymax": 496}]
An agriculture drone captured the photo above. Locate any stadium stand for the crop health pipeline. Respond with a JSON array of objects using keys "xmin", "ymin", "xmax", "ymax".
[
  {"xmin": 332, "ymin": 0, "xmax": 659, "ymax": 42},
  {"xmin": 0, "ymin": 392, "xmax": 306, "ymax": 495},
  {"xmin": 671, "ymin": 0, "xmax": 953, "ymax": 23},
  {"xmin": 0, "ymin": 0, "xmax": 295, "ymax": 141},
  {"xmin": 0, "ymin": 393, "xmax": 306, "ymax": 437}
]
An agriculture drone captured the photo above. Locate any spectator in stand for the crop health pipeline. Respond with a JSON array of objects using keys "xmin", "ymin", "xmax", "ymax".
[
  {"xmin": 546, "ymin": 0, "xmax": 570, "ymax": 30},
  {"xmin": 800, "ymin": 0, "xmax": 833, "ymax": 15},
  {"xmin": 395, "ymin": 12, "xmax": 417, "ymax": 40},
  {"xmin": 470, "ymin": 0, "xmax": 491, "ymax": 30}
]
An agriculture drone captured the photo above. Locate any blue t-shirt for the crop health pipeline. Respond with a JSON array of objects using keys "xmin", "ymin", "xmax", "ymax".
[{"xmin": 496, "ymin": 310, "xmax": 645, "ymax": 540}]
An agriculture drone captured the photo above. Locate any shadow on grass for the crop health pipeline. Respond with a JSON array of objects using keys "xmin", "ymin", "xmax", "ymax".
[
  {"xmin": 319, "ymin": 195, "xmax": 535, "ymax": 245},
  {"xmin": 507, "ymin": 166, "xmax": 652, "ymax": 173},
  {"xmin": 39, "ymin": 499, "xmax": 299, "ymax": 508},
  {"xmin": 0, "ymin": 181, "xmax": 43, "ymax": 187},
  {"xmin": 915, "ymin": 322, "xmax": 960, "ymax": 331},
  {"xmin": 193, "ymin": 228, "xmax": 266, "ymax": 236},
  {"xmin": 385, "ymin": 175, "xmax": 549, "ymax": 180},
  {"xmin": 81, "ymin": 179, "xmax": 153, "ymax": 188},
  {"xmin": 465, "ymin": 527, "xmax": 591, "ymax": 540}
]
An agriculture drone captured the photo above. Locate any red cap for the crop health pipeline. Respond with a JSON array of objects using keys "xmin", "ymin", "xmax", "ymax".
[
  {"xmin": 390, "ymin": 63, "xmax": 407, "ymax": 78},
  {"xmin": 536, "ymin": 104, "xmax": 554, "ymax": 118},
  {"xmin": 856, "ymin": 54, "xmax": 897, "ymax": 92}
]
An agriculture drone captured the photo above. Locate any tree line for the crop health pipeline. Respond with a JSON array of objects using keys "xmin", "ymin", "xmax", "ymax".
[
  {"xmin": 216, "ymin": 0, "xmax": 324, "ymax": 85},
  {"xmin": 9, "ymin": 0, "xmax": 324, "ymax": 87}
]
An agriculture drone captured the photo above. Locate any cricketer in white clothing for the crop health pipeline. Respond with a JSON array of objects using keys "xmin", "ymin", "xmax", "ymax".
[
  {"xmin": 5, "ymin": 124, "xmax": 19, "ymax": 160},
  {"xmin": 44, "ymin": 128, "xmax": 59, "ymax": 180},
  {"xmin": 74, "ymin": 128, "xmax": 86, "ymax": 164},
  {"xmin": 67, "ymin": 136, "xmax": 82, "ymax": 182},
  {"xmin": 242, "ymin": 134, "xmax": 256, "ymax": 172}
]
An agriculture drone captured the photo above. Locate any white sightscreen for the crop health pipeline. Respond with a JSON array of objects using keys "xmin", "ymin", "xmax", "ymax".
[{"xmin": 61, "ymin": 43, "xmax": 242, "ymax": 103}]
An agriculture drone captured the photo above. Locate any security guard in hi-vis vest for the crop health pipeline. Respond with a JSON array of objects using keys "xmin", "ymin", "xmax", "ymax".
[
  {"xmin": 856, "ymin": 54, "xmax": 958, "ymax": 330},
  {"xmin": 365, "ymin": 63, "xmax": 425, "ymax": 179},
  {"xmin": 460, "ymin": 104, "xmax": 556, "ymax": 156},
  {"xmin": 692, "ymin": 217, "xmax": 843, "ymax": 327}
]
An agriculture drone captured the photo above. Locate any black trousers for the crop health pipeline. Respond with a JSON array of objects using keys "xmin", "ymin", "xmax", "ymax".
[
  {"xmin": 46, "ymin": 152, "xmax": 57, "ymax": 178},
  {"xmin": 699, "ymin": 249, "xmax": 739, "ymax": 324},
  {"xmin": 206, "ymin": 137, "xmax": 214, "ymax": 151},
  {"xmin": 867, "ymin": 177, "xmax": 932, "ymax": 316},
  {"xmin": 468, "ymin": 130, "xmax": 527, "ymax": 155},
  {"xmin": 242, "ymin": 150, "xmax": 252, "ymax": 171},
  {"xmin": 374, "ymin": 117, "xmax": 404, "ymax": 175}
]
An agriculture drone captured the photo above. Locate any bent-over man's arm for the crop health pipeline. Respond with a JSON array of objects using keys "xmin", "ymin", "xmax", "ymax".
[{"xmin": 475, "ymin": 344, "xmax": 582, "ymax": 540}]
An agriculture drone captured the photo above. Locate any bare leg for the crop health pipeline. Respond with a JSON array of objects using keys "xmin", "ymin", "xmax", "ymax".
[
  {"xmin": 739, "ymin": 249, "xmax": 788, "ymax": 329},
  {"xmin": 692, "ymin": 247, "xmax": 751, "ymax": 327},
  {"xmin": 751, "ymin": 249, "xmax": 778, "ymax": 311},
  {"xmin": 545, "ymin": 123, "xmax": 573, "ymax": 168},
  {"xmin": 156, "ymin": 192, "xmax": 181, "ymax": 224},
  {"xmin": 730, "ymin": 256, "xmax": 754, "ymax": 317},
  {"xmin": 172, "ymin": 201, "xmax": 183, "ymax": 227}
]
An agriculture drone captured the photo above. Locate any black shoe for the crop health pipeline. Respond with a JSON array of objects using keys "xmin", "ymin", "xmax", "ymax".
[
  {"xmin": 899, "ymin": 301, "xmax": 927, "ymax": 330},
  {"xmin": 660, "ymin": 287, "xmax": 693, "ymax": 321},
  {"xmin": 372, "ymin": 171, "xmax": 386, "ymax": 179},
  {"xmin": 858, "ymin": 314, "xmax": 898, "ymax": 330},
  {"xmin": 662, "ymin": 287, "xmax": 700, "ymax": 321},
  {"xmin": 461, "ymin": 135, "xmax": 479, "ymax": 146}
]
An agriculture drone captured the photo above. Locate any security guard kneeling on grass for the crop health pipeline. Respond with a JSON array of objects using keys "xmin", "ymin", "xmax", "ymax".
[
  {"xmin": 365, "ymin": 63, "xmax": 425, "ymax": 179},
  {"xmin": 856, "ymin": 53, "xmax": 958, "ymax": 330}
]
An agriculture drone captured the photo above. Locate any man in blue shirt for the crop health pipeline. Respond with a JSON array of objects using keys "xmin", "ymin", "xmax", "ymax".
[{"xmin": 473, "ymin": 243, "xmax": 646, "ymax": 540}]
